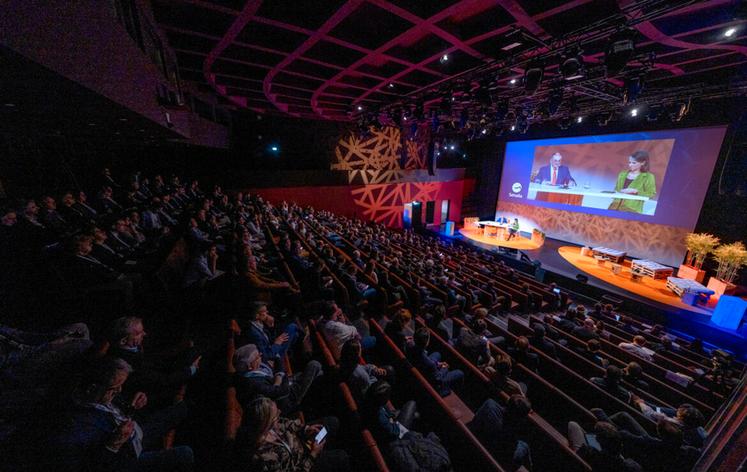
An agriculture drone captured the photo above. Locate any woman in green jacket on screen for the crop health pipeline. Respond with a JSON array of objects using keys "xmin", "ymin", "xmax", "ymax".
[{"xmin": 608, "ymin": 150, "xmax": 656, "ymax": 213}]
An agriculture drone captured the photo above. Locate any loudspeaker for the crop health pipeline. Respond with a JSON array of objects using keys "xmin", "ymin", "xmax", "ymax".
[{"xmin": 576, "ymin": 274, "xmax": 589, "ymax": 283}]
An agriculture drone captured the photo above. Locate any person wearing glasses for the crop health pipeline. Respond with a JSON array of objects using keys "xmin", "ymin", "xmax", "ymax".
[
  {"xmin": 235, "ymin": 396, "xmax": 349, "ymax": 472},
  {"xmin": 45, "ymin": 357, "xmax": 193, "ymax": 471}
]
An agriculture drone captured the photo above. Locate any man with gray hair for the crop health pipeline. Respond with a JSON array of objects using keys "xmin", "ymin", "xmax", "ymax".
[
  {"xmin": 108, "ymin": 316, "xmax": 200, "ymax": 402},
  {"xmin": 45, "ymin": 356, "xmax": 193, "ymax": 471},
  {"xmin": 533, "ymin": 152, "xmax": 577, "ymax": 186},
  {"xmin": 233, "ymin": 344, "xmax": 322, "ymax": 413}
]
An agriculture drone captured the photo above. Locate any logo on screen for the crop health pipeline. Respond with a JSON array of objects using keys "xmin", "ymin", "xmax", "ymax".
[{"xmin": 510, "ymin": 182, "xmax": 523, "ymax": 197}]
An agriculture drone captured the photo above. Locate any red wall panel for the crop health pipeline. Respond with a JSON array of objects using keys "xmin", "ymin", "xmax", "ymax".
[{"xmin": 247, "ymin": 179, "xmax": 471, "ymax": 228}]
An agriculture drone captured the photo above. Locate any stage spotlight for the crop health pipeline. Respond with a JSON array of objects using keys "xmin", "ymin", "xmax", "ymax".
[
  {"xmin": 440, "ymin": 54, "xmax": 449, "ymax": 64},
  {"xmin": 605, "ymin": 29, "xmax": 636, "ymax": 76},
  {"xmin": 623, "ymin": 75, "xmax": 645, "ymax": 105},
  {"xmin": 724, "ymin": 27, "xmax": 737, "ymax": 37},
  {"xmin": 560, "ymin": 50, "xmax": 584, "ymax": 80},
  {"xmin": 630, "ymin": 108, "xmax": 638, "ymax": 117},
  {"xmin": 524, "ymin": 61, "xmax": 544, "ymax": 93}
]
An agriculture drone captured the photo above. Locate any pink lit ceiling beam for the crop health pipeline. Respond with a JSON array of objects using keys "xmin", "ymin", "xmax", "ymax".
[
  {"xmin": 356, "ymin": 0, "xmax": 592, "ymax": 103},
  {"xmin": 311, "ymin": 0, "xmax": 498, "ymax": 118},
  {"xmin": 202, "ymin": 0, "xmax": 263, "ymax": 111}
]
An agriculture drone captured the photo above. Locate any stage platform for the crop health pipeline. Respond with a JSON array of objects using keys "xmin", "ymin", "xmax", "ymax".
[
  {"xmin": 458, "ymin": 228, "xmax": 543, "ymax": 250},
  {"xmin": 557, "ymin": 246, "xmax": 715, "ymax": 316}
]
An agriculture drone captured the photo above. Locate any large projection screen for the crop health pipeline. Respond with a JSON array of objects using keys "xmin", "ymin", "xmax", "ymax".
[{"xmin": 495, "ymin": 126, "xmax": 727, "ymax": 266}]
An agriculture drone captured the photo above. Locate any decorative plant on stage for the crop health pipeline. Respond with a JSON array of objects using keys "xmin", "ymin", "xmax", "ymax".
[
  {"xmin": 712, "ymin": 242, "xmax": 747, "ymax": 284},
  {"xmin": 684, "ymin": 232, "xmax": 720, "ymax": 269}
]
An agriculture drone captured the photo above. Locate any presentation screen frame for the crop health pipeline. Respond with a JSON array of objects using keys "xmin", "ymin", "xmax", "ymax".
[{"xmin": 497, "ymin": 126, "xmax": 727, "ymax": 230}]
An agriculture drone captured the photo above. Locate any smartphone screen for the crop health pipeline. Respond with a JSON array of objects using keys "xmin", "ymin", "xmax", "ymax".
[
  {"xmin": 314, "ymin": 427, "xmax": 327, "ymax": 444},
  {"xmin": 655, "ymin": 407, "xmax": 661, "ymax": 414},
  {"xmin": 615, "ymin": 315, "xmax": 620, "ymax": 321},
  {"xmin": 553, "ymin": 288, "xmax": 560, "ymax": 295}
]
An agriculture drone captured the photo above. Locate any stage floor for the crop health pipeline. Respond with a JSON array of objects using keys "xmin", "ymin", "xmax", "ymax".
[
  {"xmin": 557, "ymin": 246, "xmax": 715, "ymax": 316},
  {"xmin": 458, "ymin": 228, "xmax": 543, "ymax": 250}
]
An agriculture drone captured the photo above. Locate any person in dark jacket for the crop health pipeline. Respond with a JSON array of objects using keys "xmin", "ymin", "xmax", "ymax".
[
  {"xmin": 568, "ymin": 420, "xmax": 642, "ymax": 472},
  {"xmin": 44, "ymin": 357, "xmax": 193, "ymax": 472},
  {"xmin": 108, "ymin": 317, "xmax": 200, "ymax": 404},
  {"xmin": 407, "ymin": 328, "xmax": 463, "ymax": 397},
  {"xmin": 232, "ymin": 344, "xmax": 321, "ymax": 414},
  {"xmin": 467, "ymin": 395, "xmax": 533, "ymax": 470}
]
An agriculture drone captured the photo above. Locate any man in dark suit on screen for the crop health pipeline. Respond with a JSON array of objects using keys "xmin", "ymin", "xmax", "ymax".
[{"xmin": 533, "ymin": 152, "xmax": 576, "ymax": 186}]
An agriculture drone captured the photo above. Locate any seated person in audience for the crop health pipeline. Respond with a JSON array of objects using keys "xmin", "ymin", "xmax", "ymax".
[
  {"xmin": 339, "ymin": 339, "xmax": 391, "ymax": 399},
  {"xmin": 425, "ymin": 304, "xmax": 454, "ymax": 343},
  {"xmin": 182, "ymin": 243, "xmax": 222, "ymax": 289},
  {"xmin": 66, "ymin": 234, "xmax": 136, "ymax": 305},
  {"xmin": 341, "ymin": 264, "xmax": 376, "ymax": 302},
  {"xmin": 618, "ymin": 336, "xmax": 654, "ymax": 362},
  {"xmin": 46, "ymin": 357, "xmax": 193, "ymax": 472},
  {"xmin": 651, "ymin": 335, "xmax": 679, "ymax": 353},
  {"xmin": 239, "ymin": 247, "xmax": 295, "ymax": 300},
  {"xmin": 567, "ymin": 420, "xmax": 642, "ymax": 472},
  {"xmin": 687, "ymin": 338, "xmax": 708, "ymax": 357},
  {"xmin": 187, "ymin": 217, "xmax": 212, "ymax": 245},
  {"xmin": 362, "ymin": 380, "xmax": 418, "ymax": 444},
  {"xmin": 238, "ymin": 302, "xmax": 301, "ymax": 367},
  {"xmin": 507, "ymin": 336, "xmax": 539, "ymax": 372},
  {"xmin": 109, "ymin": 219, "xmax": 140, "ymax": 254},
  {"xmin": 469, "ymin": 307, "xmax": 504, "ymax": 346},
  {"xmin": 618, "ymin": 316, "xmax": 639, "ymax": 335},
  {"xmin": 233, "ymin": 344, "xmax": 322, "ymax": 414},
  {"xmin": 319, "ymin": 301, "xmax": 375, "ymax": 360},
  {"xmin": 73, "ymin": 191, "xmax": 99, "ymax": 221},
  {"xmin": 0, "ymin": 321, "xmax": 91, "ymax": 388},
  {"xmin": 346, "ymin": 304, "xmax": 370, "ymax": 340},
  {"xmin": 591, "ymin": 409, "xmax": 701, "ymax": 471},
  {"xmin": 107, "ymin": 316, "xmax": 200, "ymax": 402},
  {"xmin": 541, "ymin": 315, "xmax": 567, "ymax": 345},
  {"xmin": 577, "ymin": 339, "xmax": 608, "ymax": 368},
  {"xmin": 622, "ymin": 362, "xmax": 649, "ymax": 391},
  {"xmin": 407, "ymin": 328, "xmax": 464, "ymax": 397},
  {"xmin": 590, "ymin": 366, "xmax": 632, "ymax": 404},
  {"xmin": 90, "ymin": 226, "xmax": 128, "ymax": 270},
  {"xmin": 96, "ymin": 185, "xmax": 122, "ymax": 215},
  {"xmin": 235, "ymin": 396, "xmax": 349, "ymax": 472},
  {"xmin": 484, "ymin": 353, "xmax": 527, "ymax": 397},
  {"xmin": 40, "ymin": 195, "xmax": 73, "ymax": 236},
  {"xmin": 467, "ymin": 395, "xmax": 533, "ymax": 471},
  {"xmin": 59, "ymin": 192, "xmax": 87, "ymax": 226},
  {"xmin": 557, "ymin": 307, "xmax": 579, "ymax": 331},
  {"xmin": 384, "ymin": 309, "xmax": 412, "ymax": 353},
  {"xmin": 573, "ymin": 318, "xmax": 600, "ymax": 342},
  {"xmin": 456, "ymin": 320, "xmax": 493, "ymax": 369},
  {"xmin": 529, "ymin": 323, "xmax": 558, "ymax": 360}
]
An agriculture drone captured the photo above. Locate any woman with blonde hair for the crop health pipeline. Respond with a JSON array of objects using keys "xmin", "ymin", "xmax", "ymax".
[{"xmin": 235, "ymin": 397, "xmax": 348, "ymax": 471}]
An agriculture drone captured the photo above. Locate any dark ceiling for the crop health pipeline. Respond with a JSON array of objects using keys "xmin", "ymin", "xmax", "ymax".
[{"xmin": 153, "ymin": 0, "xmax": 747, "ymax": 126}]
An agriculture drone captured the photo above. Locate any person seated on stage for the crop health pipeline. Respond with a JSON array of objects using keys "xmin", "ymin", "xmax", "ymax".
[
  {"xmin": 507, "ymin": 218, "xmax": 520, "ymax": 240},
  {"xmin": 533, "ymin": 152, "xmax": 576, "ymax": 186},
  {"xmin": 618, "ymin": 336, "xmax": 654, "ymax": 362}
]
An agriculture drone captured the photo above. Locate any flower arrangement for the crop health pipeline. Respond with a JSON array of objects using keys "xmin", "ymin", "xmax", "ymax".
[
  {"xmin": 712, "ymin": 242, "xmax": 747, "ymax": 284},
  {"xmin": 684, "ymin": 233, "xmax": 720, "ymax": 269}
]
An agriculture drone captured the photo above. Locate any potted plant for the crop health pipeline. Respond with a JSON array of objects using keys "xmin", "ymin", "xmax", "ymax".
[
  {"xmin": 707, "ymin": 242, "xmax": 747, "ymax": 296},
  {"xmin": 680, "ymin": 233, "xmax": 719, "ymax": 282}
]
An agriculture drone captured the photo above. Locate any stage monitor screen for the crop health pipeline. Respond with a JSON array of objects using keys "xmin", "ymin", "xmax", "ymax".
[{"xmin": 497, "ymin": 126, "xmax": 727, "ymax": 229}]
